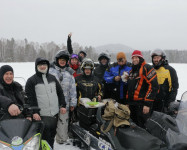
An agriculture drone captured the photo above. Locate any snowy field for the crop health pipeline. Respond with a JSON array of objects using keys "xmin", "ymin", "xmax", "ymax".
[
  {"xmin": 0, "ymin": 62, "xmax": 186, "ymax": 150},
  {"xmin": 0, "ymin": 62, "xmax": 186, "ymax": 100}
]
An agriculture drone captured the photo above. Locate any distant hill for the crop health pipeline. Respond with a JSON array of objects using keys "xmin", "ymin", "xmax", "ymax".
[{"xmin": 95, "ymin": 44, "xmax": 134, "ymax": 54}]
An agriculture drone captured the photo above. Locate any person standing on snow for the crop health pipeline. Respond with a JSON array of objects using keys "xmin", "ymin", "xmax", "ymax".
[
  {"xmin": 94, "ymin": 53, "xmax": 111, "ymax": 99},
  {"xmin": 49, "ymin": 50, "xmax": 77, "ymax": 144},
  {"xmin": 67, "ymin": 33, "xmax": 87, "ymax": 62},
  {"xmin": 150, "ymin": 49, "xmax": 179, "ymax": 112},
  {"xmin": 126, "ymin": 50, "xmax": 158, "ymax": 128},
  {"xmin": 25, "ymin": 58, "xmax": 66, "ymax": 148},
  {"xmin": 75, "ymin": 58, "xmax": 103, "ymax": 103},
  {"xmin": 104, "ymin": 52, "xmax": 131, "ymax": 104}
]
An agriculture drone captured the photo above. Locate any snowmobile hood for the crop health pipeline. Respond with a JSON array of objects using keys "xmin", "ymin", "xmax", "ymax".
[{"xmin": 0, "ymin": 119, "xmax": 43, "ymax": 144}]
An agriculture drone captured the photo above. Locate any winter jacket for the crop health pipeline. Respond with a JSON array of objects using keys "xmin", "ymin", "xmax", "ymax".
[
  {"xmin": 94, "ymin": 64, "xmax": 109, "ymax": 82},
  {"xmin": 104, "ymin": 63, "xmax": 132, "ymax": 100},
  {"xmin": 49, "ymin": 64, "xmax": 77, "ymax": 109},
  {"xmin": 126, "ymin": 61, "xmax": 159, "ymax": 107},
  {"xmin": 75, "ymin": 74, "xmax": 103, "ymax": 104},
  {"xmin": 0, "ymin": 81, "xmax": 25, "ymax": 112},
  {"xmin": 154, "ymin": 62, "xmax": 179, "ymax": 108},
  {"xmin": 25, "ymin": 58, "xmax": 66, "ymax": 116}
]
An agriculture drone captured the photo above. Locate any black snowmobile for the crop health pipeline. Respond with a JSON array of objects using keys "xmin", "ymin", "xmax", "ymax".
[
  {"xmin": 71, "ymin": 93, "xmax": 187, "ymax": 150},
  {"xmin": 71, "ymin": 99, "xmax": 165, "ymax": 150},
  {"xmin": 0, "ymin": 105, "xmax": 52, "ymax": 150}
]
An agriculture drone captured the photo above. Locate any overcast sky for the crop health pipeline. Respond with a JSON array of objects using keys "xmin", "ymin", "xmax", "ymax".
[{"xmin": 1, "ymin": 0, "xmax": 187, "ymax": 50}]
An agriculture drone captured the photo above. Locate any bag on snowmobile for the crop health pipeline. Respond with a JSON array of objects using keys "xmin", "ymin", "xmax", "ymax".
[
  {"xmin": 77, "ymin": 104, "xmax": 97, "ymax": 130},
  {"xmin": 101, "ymin": 100, "xmax": 130, "ymax": 133},
  {"xmin": 145, "ymin": 111, "xmax": 179, "ymax": 143}
]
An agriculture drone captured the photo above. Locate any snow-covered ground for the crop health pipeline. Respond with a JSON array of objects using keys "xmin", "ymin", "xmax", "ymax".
[
  {"xmin": 0, "ymin": 62, "xmax": 186, "ymax": 150},
  {"xmin": 0, "ymin": 62, "xmax": 186, "ymax": 100}
]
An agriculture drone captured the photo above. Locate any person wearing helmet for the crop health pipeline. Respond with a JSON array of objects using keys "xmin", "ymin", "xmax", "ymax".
[
  {"xmin": 49, "ymin": 50, "xmax": 77, "ymax": 144},
  {"xmin": 104, "ymin": 52, "xmax": 131, "ymax": 104},
  {"xmin": 126, "ymin": 50, "xmax": 158, "ymax": 128},
  {"xmin": 75, "ymin": 58, "xmax": 103, "ymax": 104},
  {"xmin": 94, "ymin": 53, "xmax": 111, "ymax": 99},
  {"xmin": 151, "ymin": 49, "xmax": 179, "ymax": 112},
  {"xmin": 69, "ymin": 53, "xmax": 82, "ymax": 77}
]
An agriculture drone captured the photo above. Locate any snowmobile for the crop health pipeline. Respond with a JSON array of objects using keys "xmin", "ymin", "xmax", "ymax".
[
  {"xmin": 145, "ymin": 91, "xmax": 187, "ymax": 149},
  {"xmin": 0, "ymin": 104, "xmax": 52, "ymax": 150},
  {"xmin": 71, "ymin": 98, "xmax": 165, "ymax": 150}
]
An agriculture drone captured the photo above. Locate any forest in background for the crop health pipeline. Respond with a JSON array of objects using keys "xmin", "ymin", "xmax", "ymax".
[{"xmin": 1, "ymin": 38, "xmax": 187, "ymax": 63}]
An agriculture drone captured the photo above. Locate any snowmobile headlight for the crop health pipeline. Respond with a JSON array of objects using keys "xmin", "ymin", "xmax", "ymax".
[
  {"xmin": 0, "ymin": 142, "xmax": 12, "ymax": 150},
  {"xmin": 23, "ymin": 134, "xmax": 40, "ymax": 150}
]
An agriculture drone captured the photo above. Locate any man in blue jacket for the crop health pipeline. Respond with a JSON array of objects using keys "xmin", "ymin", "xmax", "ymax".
[{"xmin": 104, "ymin": 52, "xmax": 131, "ymax": 104}]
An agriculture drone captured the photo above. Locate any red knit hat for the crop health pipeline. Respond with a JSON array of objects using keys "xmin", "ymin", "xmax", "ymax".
[{"xmin": 132, "ymin": 50, "xmax": 143, "ymax": 58}]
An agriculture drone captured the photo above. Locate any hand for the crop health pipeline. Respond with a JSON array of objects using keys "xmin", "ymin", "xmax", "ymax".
[
  {"xmin": 68, "ymin": 32, "xmax": 72, "ymax": 37},
  {"xmin": 70, "ymin": 106, "xmax": 74, "ymax": 112},
  {"xmin": 8, "ymin": 104, "xmax": 21, "ymax": 116},
  {"xmin": 26, "ymin": 117, "xmax": 32, "ymax": 121},
  {"xmin": 143, "ymin": 106, "xmax": 150, "ymax": 114},
  {"xmin": 114, "ymin": 76, "xmax": 121, "ymax": 82},
  {"xmin": 60, "ymin": 107, "xmax": 66, "ymax": 114},
  {"xmin": 33, "ymin": 113, "xmax": 41, "ymax": 121},
  {"xmin": 98, "ymin": 95, "xmax": 102, "ymax": 101}
]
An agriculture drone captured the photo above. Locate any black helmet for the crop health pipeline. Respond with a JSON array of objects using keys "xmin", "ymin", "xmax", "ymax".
[
  {"xmin": 98, "ymin": 53, "xmax": 110, "ymax": 61},
  {"xmin": 81, "ymin": 58, "xmax": 94, "ymax": 71},
  {"xmin": 150, "ymin": 49, "xmax": 166, "ymax": 68},
  {"xmin": 55, "ymin": 50, "xmax": 70, "ymax": 63}
]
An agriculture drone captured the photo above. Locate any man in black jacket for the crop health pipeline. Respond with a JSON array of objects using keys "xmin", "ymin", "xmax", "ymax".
[
  {"xmin": 151, "ymin": 49, "xmax": 179, "ymax": 112},
  {"xmin": 94, "ymin": 53, "xmax": 111, "ymax": 99},
  {"xmin": 0, "ymin": 65, "xmax": 26, "ymax": 119},
  {"xmin": 25, "ymin": 57, "xmax": 66, "ymax": 148}
]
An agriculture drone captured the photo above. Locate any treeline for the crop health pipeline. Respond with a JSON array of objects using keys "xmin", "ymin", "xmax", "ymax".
[
  {"xmin": 0, "ymin": 38, "xmax": 97, "ymax": 62},
  {"xmin": 0, "ymin": 38, "xmax": 187, "ymax": 63}
]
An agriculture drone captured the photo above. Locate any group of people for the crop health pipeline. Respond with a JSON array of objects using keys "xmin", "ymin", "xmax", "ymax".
[{"xmin": 0, "ymin": 34, "xmax": 179, "ymax": 148}]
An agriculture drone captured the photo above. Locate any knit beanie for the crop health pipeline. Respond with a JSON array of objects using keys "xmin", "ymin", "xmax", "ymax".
[
  {"xmin": 131, "ymin": 50, "xmax": 144, "ymax": 58},
  {"xmin": 116, "ymin": 52, "xmax": 126, "ymax": 61},
  {"xmin": 0, "ymin": 65, "xmax": 14, "ymax": 82}
]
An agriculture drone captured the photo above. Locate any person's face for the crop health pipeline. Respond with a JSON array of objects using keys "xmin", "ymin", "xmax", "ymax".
[
  {"xmin": 71, "ymin": 58, "xmax": 78, "ymax": 65},
  {"xmin": 132, "ymin": 56, "xmax": 140, "ymax": 65},
  {"xmin": 117, "ymin": 58, "xmax": 126, "ymax": 66},
  {"xmin": 58, "ymin": 58, "xmax": 67, "ymax": 67},
  {"xmin": 100, "ymin": 58, "xmax": 108, "ymax": 65},
  {"xmin": 79, "ymin": 53, "xmax": 85, "ymax": 58},
  {"xmin": 3, "ymin": 71, "xmax": 14, "ymax": 84},
  {"xmin": 153, "ymin": 55, "xmax": 162, "ymax": 65},
  {"xmin": 84, "ymin": 68, "xmax": 91, "ymax": 75},
  {"xmin": 38, "ymin": 64, "xmax": 47, "ymax": 70}
]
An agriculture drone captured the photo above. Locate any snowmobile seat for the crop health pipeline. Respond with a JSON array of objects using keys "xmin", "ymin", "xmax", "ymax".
[
  {"xmin": 116, "ymin": 125, "xmax": 164, "ymax": 150},
  {"xmin": 145, "ymin": 111, "xmax": 179, "ymax": 143}
]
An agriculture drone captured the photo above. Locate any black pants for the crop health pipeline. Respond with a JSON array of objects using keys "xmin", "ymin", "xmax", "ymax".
[
  {"xmin": 41, "ymin": 115, "xmax": 58, "ymax": 148},
  {"xmin": 129, "ymin": 105, "xmax": 152, "ymax": 128}
]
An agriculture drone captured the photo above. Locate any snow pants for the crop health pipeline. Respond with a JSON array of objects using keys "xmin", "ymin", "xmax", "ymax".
[
  {"xmin": 41, "ymin": 115, "xmax": 58, "ymax": 148},
  {"xmin": 129, "ymin": 105, "xmax": 152, "ymax": 129},
  {"xmin": 56, "ymin": 112, "xmax": 69, "ymax": 144}
]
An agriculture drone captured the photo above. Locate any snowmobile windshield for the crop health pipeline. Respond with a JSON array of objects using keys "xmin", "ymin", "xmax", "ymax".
[{"xmin": 166, "ymin": 91, "xmax": 187, "ymax": 147}]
